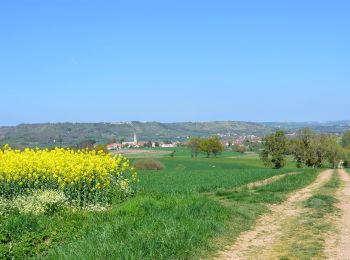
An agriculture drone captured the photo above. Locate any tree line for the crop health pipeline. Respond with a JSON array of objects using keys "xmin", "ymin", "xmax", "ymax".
[
  {"xmin": 261, "ymin": 128, "xmax": 350, "ymax": 169},
  {"xmin": 187, "ymin": 136, "xmax": 224, "ymax": 158}
]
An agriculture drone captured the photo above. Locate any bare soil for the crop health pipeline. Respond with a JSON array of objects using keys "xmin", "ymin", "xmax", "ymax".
[{"xmin": 324, "ymin": 169, "xmax": 350, "ymax": 259}]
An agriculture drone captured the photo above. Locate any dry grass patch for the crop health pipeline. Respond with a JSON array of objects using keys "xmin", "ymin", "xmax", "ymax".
[{"xmin": 133, "ymin": 158, "xmax": 165, "ymax": 170}]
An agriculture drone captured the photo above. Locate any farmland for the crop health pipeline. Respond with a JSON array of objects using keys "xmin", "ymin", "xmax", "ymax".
[
  {"xmin": 2, "ymin": 146, "xmax": 336, "ymax": 259},
  {"xmin": 2, "ymin": 0, "xmax": 350, "ymax": 258}
]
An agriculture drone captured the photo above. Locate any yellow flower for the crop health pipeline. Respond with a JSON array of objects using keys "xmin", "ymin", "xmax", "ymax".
[{"xmin": 0, "ymin": 145, "xmax": 138, "ymax": 204}]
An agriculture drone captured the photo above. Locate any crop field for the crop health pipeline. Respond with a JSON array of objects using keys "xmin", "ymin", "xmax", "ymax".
[
  {"xmin": 0, "ymin": 146, "xmax": 348, "ymax": 259},
  {"xmin": 138, "ymin": 157, "xmax": 297, "ymax": 193}
]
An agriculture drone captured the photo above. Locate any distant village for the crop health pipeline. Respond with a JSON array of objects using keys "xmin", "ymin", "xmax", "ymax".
[
  {"xmin": 106, "ymin": 131, "xmax": 262, "ymax": 151},
  {"xmin": 106, "ymin": 132, "xmax": 181, "ymax": 150}
]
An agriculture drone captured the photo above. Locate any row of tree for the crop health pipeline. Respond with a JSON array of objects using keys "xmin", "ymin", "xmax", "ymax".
[
  {"xmin": 261, "ymin": 128, "xmax": 350, "ymax": 169},
  {"xmin": 187, "ymin": 136, "xmax": 224, "ymax": 158}
]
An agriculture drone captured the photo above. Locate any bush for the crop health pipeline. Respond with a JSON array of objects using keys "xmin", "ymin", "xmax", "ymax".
[{"xmin": 133, "ymin": 159, "xmax": 165, "ymax": 171}]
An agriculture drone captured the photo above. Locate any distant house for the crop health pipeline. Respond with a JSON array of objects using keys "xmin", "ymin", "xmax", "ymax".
[
  {"xmin": 136, "ymin": 141, "xmax": 147, "ymax": 147},
  {"xmin": 107, "ymin": 143, "xmax": 123, "ymax": 150},
  {"xmin": 160, "ymin": 143, "xmax": 176, "ymax": 148},
  {"xmin": 130, "ymin": 141, "xmax": 147, "ymax": 148}
]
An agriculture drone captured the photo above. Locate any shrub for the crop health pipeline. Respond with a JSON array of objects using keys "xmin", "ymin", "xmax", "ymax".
[{"xmin": 133, "ymin": 159, "xmax": 165, "ymax": 171}]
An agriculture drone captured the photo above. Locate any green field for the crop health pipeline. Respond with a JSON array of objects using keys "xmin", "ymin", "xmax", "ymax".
[
  {"xmin": 138, "ymin": 158, "xmax": 297, "ymax": 193},
  {"xmin": 0, "ymin": 148, "xmax": 319, "ymax": 259}
]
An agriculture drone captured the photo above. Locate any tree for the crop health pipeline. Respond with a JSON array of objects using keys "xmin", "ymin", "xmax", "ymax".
[
  {"xmin": 315, "ymin": 134, "xmax": 332, "ymax": 167},
  {"xmin": 342, "ymin": 131, "xmax": 350, "ymax": 149},
  {"xmin": 260, "ymin": 130, "xmax": 287, "ymax": 169},
  {"xmin": 243, "ymin": 139, "xmax": 263, "ymax": 152},
  {"xmin": 290, "ymin": 128, "xmax": 320, "ymax": 168},
  {"xmin": 187, "ymin": 137, "xmax": 201, "ymax": 158},
  {"xmin": 143, "ymin": 140, "xmax": 152, "ymax": 148},
  {"xmin": 233, "ymin": 144, "xmax": 246, "ymax": 154},
  {"xmin": 200, "ymin": 138, "xmax": 211, "ymax": 157},
  {"xmin": 344, "ymin": 151, "xmax": 350, "ymax": 168},
  {"xmin": 324, "ymin": 137, "xmax": 346, "ymax": 168},
  {"xmin": 200, "ymin": 136, "xmax": 224, "ymax": 157},
  {"xmin": 290, "ymin": 128, "xmax": 345, "ymax": 168},
  {"xmin": 210, "ymin": 136, "xmax": 225, "ymax": 157}
]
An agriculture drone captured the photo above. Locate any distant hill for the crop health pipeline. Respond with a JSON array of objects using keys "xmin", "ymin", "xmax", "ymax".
[
  {"xmin": 262, "ymin": 121, "xmax": 350, "ymax": 134},
  {"xmin": 0, "ymin": 121, "xmax": 273, "ymax": 148},
  {"xmin": 0, "ymin": 121, "xmax": 349, "ymax": 148}
]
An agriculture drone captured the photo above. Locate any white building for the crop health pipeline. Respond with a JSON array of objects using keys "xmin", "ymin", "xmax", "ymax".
[
  {"xmin": 122, "ymin": 132, "xmax": 138, "ymax": 147},
  {"xmin": 160, "ymin": 143, "xmax": 176, "ymax": 148}
]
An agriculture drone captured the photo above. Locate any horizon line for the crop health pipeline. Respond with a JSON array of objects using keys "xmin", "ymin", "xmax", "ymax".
[{"xmin": 1, "ymin": 119, "xmax": 350, "ymax": 127}]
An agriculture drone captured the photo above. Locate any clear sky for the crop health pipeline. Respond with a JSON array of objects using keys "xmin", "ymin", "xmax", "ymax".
[{"xmin": 1, "ymin": 0, "xmax": 349, "ymax": 125}]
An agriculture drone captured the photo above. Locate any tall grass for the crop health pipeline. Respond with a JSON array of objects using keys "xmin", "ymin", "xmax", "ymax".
[{"xmin": 41, "ymin": 194, "xmax": 232, "ymax": 259}]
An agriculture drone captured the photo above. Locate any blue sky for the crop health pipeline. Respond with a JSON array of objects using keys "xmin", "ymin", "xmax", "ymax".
[{"xmin": 0, "ymin": 0, "xmax": 349, "ymax": 125}]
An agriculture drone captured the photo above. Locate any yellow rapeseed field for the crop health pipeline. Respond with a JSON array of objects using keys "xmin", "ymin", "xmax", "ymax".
[{"xmin": 0, "ymin": 145, "xmax": 138, "ymax": 206}]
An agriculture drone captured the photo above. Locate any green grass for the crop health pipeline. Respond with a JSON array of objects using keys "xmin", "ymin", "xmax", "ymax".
[
  {"xmin": 0, "ymin": 209, "xmax": 87, "ymax": 259},
  {"xmin": 40, "ymin": 194, "xmax": 232, "ymax": 259},
  {"xmin": 216, "ymin": 169, "xmax": 319, "ymax": 204},
  {"xmin": 138, "ymin": 154, "xmax": 300, "ymax": 193},
  {"xmin": 139, "ymin": 167, "xmax": 293, "ymax": 193},
  {"xmin": 151, "ymin": 147, "xmax": 247, "ymax": 158},
  {"xmin": 0, "ymin": 152, "xmax": 320, "ymax": 259}
]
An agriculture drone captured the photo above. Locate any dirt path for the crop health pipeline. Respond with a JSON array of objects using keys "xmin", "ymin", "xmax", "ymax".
[
  {"xmin": 325, "ymin": 169, "xmax": 350, "ymax": 259},
  {"xmin": 215, "ymin": 170, "xmax": 333, "ymax": 260},
  {"xmin": 335, "ymin": 169, "xmax": 350, "ymax": 259},
  {"xmin": 246, "ymin": 171, "xmax": 299, "ymax": 190}
]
